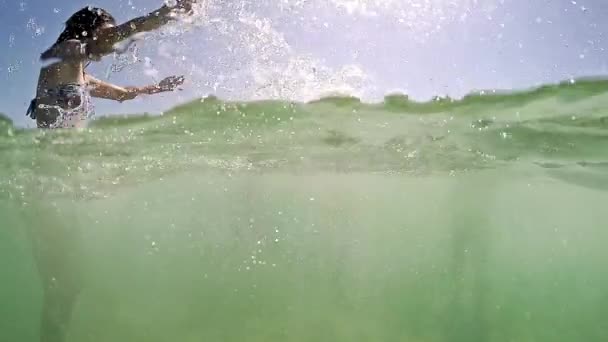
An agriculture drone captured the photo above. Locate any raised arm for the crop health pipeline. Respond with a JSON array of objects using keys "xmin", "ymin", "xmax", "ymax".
[
  {"xmin": 90, "ymin": 0, "xmax": 194, "ymax": 56},
  {"xmin": 86, "ymin": 74, "xmax": 184, "ymax": 102}
]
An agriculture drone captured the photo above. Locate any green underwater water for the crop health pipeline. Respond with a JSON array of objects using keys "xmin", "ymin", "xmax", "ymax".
[{"xmin": 1, "ymin": 78, "xmax": 608, "ymax": 341}]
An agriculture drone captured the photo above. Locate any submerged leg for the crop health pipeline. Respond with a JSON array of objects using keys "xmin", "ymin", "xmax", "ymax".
[
  {"xmin": 27, "ymin": 215, "xmax": 84, "ymax": 342},
  {"xmin": 40, "ymin": 282, "xmax": 82, "ymax": 342}
]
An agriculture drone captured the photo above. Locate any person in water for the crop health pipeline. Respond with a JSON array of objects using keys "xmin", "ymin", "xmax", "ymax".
[
  {"xmin": 28, "ymin": 2, "xmax": 195, "ymax": 342},
  {"xmin": 27, "ymin": 1, "xmax": 194, "ymax": 128}
]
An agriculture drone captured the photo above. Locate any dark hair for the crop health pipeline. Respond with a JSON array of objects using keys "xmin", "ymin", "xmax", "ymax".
[
  {"xmin": 56, "ymin": 6, "xmax": 116, "ymax": 44},
  {"xmin": 41, "ymin": 7, "xmax": 116, "ymax": 60}
]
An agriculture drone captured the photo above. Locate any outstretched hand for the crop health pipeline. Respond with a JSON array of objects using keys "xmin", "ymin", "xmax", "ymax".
[
  {"xmin": 168, "ymin": 0, "xmax": 196, "ymax": 13},
  {"xmin": 158, "ymin": 75, "xmax": 185, "ymax": 92}
]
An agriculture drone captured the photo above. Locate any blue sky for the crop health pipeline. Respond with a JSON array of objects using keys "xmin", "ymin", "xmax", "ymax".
[{"xmin": 1, "ymin": 0, "xmax": 607, "ymax": 127}]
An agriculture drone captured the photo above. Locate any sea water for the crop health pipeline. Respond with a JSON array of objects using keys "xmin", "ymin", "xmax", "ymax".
[{"xmin": 1, "ymin": 79, "xmax": 608, "ymax": 341}]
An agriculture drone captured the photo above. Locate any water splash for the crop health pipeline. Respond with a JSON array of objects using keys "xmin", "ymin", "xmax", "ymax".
[{"xmin": 146, "ymin": 0, "xmax": 374, "ymax": 101}]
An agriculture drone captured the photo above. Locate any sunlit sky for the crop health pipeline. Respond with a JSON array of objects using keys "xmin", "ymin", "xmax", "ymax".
[{"xmin": 1, "ymin": 0, "xmax": 607, "ymax": 127}]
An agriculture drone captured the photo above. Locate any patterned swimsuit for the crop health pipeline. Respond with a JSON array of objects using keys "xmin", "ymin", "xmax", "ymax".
[{"xmin": 27, "ymin": 83, "xmax": 94, "ymax": 129}]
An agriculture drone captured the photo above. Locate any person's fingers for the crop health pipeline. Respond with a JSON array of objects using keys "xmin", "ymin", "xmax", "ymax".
[
  {"xmin": 168, "ymin": 76, "xmax": 184, "ymax": 85},
  {"xmin": 158, "ymin": 75, "xmax": 185, "ymax": 92},
  {"xmin": 175, "ymin": 0, "xmax": 194, "ymax": 12}
]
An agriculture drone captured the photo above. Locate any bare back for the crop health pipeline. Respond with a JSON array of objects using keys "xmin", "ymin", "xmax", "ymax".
[
  {"xmin": 33, "ymin": 62, "xmax": 91, "ymax": 128},
  {"xmin": 36, "ymin": 61, "xmax": 86, "ymax": 97}
]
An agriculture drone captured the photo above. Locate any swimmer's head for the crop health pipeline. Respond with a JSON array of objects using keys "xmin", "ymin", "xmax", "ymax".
[{"xmin": 55, "ymin": 7, "xmax": 116, "ymax": 45}]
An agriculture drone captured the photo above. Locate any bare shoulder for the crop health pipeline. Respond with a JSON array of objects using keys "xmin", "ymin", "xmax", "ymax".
[
  {"xmin": 60, "ymin": 39, "xmax": 85, "ymax": 49},
  {"xmin": 41, "ymin": 39, "xmax": 86, "ymax": 61},
  {"xmin": 87, "ymin": 27, "xmax": 120, "ymax": 56}
]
